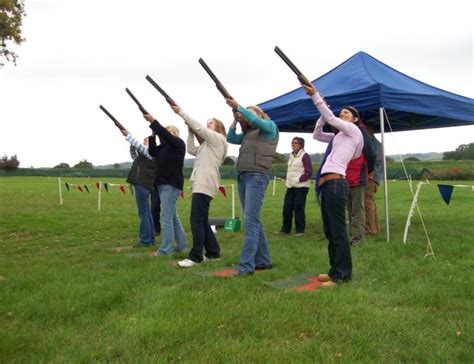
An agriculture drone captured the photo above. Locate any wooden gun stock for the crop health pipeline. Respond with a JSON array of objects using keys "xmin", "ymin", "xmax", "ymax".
[
  {"xmin": 125, "ymin": 88, "xmax": 148, "ymax": 114},
  {"xmin": 99, "ymin": 105, "xmax": 126, "ymax": 131},
  {"xmin": 145, "ymin": 75, "xmax": 177, "ymax": 106},
  {"xmin": 274, "ymin": 46, "xmax": 312, "ymax": 87},
  {"xmin": 198, "ymin": 58, "xmax": 233, "ymax": 99}
]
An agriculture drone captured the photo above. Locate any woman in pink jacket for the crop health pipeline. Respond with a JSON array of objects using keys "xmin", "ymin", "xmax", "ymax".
[{"xmin": 303, "ymin": 82, "xmax": 363, "ymax": 287}]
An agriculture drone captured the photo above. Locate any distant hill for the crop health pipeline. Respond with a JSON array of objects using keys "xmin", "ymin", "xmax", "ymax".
[{"xmin": 387, "ymin": 152, "xmax": 443, "ymax": 161}]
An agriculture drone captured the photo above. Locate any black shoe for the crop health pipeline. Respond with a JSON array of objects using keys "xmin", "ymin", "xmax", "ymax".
[
  {"xmin": 255, "ymin": 264, "xmax": 273, "ymax": 271},
  {"xmin": 234, "ymin": 270, "xmax": 254, "ymax": 277}
]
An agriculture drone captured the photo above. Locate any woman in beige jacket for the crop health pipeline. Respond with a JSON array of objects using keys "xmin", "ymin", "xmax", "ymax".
[{"xmin": 169, "ymin": 104, "xmax": 228, "ymax": 268}]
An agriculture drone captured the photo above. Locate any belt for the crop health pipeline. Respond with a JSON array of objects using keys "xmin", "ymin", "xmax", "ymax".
[{"xmin": 318, "ymin": 173, "xmax": 345, "ymax": 187}]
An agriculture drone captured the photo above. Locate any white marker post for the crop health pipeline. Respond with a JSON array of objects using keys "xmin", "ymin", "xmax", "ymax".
[{"xmin": 58, "ymin": 177, "xmax": 63, "ymax": 205}]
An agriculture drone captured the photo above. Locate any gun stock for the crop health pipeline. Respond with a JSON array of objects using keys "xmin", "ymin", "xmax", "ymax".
[
  {"xmin": 274, "ymin": 46, "xmax": 313, "ymax": 88},
  {"xmin": 99, "ymin": 105, "xmax": 126, "ymax": 131},
  {"xmin": 145, "ymin": 75, "xmax": 177, "ymax": 106},
  {"xmin": 198, "ymin": 58, "xmax": 232, "ymax": 100},
  {"xmin": 125, "ymin": 88, "xmax": 148, "ymax": 114}
]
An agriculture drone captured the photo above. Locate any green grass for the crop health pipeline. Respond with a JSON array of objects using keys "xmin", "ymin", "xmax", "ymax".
[{"xmin": 1, "ymin": 177, "xmax": 473, "ymax": 363}]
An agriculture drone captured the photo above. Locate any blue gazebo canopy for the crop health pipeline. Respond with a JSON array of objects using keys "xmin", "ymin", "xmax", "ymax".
[{"xmin": 259, "ymin": 51, "xmax": 474, "ymax": 133}]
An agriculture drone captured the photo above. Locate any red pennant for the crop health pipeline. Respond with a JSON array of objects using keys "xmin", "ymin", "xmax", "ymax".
[
  {"xmin": 219, "ymin": 186, "xmax": 227, "ymax": 198},
  {"xmin": 119, "ymin": 185, "xmax": 126, "ymax": 194},
  {"xmin": 180, "ymin": 191, "xmax": 184, "ymax": 199},
  {"xmin": 95, "ymin": 182, "xmax": 100, "ymax": 190},
  {"xmin": 77, "ymin": 185, "xmax": 84, "ymax": 192}
]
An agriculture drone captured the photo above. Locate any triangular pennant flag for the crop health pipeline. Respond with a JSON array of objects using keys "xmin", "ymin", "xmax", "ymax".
[
  {"xmin": 77, "ymin": 185, "xmax": 84, "ymax": 192},
  {"xmin": 103, "ymin": 182, "xmax": 109, "ymax": 192},
  {"xmin": 83, "ymin": 185, "xmax": 90, "ymax": 193},
  {"xmin": 119, "ymin": 185, "xmax": 126, "ymax": 194},
  {"xmin": 65, "ymin": 183, "xmax": 70, "ymax": 191},
  {"xmin": 129, "ymin": 184, "xmax": 134, "ymax": 195},
  {"xmin": 180, "ymin": 191, "xmax": 184, "ymax": 199},
  {"xmin": 219, "ymin": 186, "xmax": 227, "ymax": 198},
  {"xmin": 95, "ymin": 182, "xmax": 100, "ymax": 190},
  {"xmin": 437, "ymin": 184, "xmax": 454, "ymax": 205}
]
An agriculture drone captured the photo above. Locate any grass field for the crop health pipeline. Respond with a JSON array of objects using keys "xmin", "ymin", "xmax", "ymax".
[{"xmin": 1, "ymin": 177, "xmax": 473, "ymax": 363}]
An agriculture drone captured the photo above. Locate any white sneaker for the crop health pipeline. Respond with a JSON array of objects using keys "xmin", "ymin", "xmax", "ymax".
[{"xmin": 177, "ymin": 259, "xmax": 199, "ymax": 268}]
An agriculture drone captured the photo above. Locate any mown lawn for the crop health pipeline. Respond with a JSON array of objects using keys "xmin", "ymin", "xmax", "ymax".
[{"xmin": 0, "ymin": 177, "xmax": 473, "ymax": 363}]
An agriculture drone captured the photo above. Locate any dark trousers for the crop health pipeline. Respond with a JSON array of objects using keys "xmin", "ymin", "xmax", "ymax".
[
  {"xmin": 320, "ymin": 179, "xmax": 352, "ymax": 282},
  {"xmin": 151, "ymin": 187, "xmax": 161, "ymax": 234},
  {"xmin": 188, "ymin": 193, "xmax": 220, "ymax": 263},
  {"xmin": 281, "ymin": 187, "xmax": 309, "ymax": 233}
]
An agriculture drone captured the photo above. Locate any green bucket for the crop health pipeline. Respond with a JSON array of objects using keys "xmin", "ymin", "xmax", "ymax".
[{"xmin": 223, "ymin": 218, "xmax": 241, "ymax": 232}]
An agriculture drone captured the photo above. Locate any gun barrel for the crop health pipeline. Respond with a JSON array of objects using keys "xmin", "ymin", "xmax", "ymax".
[
  {"xmin": 198, "ymin": 58, "xmax": 232, "ymax": 99},
  {"xmin": 274, "ymin": 46, "xmax": 303, "ymax": 76},
  {"xmin": 145, "ymin": 75, "xmax": 176, "ymax": 105},
  {"xmin": 99, "ymin": 105, "xmax": 126, "ymax": 131},
  {"xmin": 198, "ymin": 58, "xmax": 220, "ymax": 84},
  {"xmin": 125, "ymin": 88, "xmax": 148, "ymax": 114}
]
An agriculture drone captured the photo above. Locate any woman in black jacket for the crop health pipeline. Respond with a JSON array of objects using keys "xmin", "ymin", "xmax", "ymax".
[{"xmin": 144, "ymin": 113, "xmax": 187, "ymax": 255}]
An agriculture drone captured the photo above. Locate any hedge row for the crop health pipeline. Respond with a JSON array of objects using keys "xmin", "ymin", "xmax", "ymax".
[{"xmin": 2, "ymin": 161, "xmax": 473, "ymax": 180}]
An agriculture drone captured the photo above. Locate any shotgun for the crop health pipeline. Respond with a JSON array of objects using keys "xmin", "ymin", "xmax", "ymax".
[
  {"xmin": 125, "ymin": 88, "xmax": 148, "ymax": 114},
  {"xmin": 274, "ymin": 46, "xmax": 312, "ymax": 87},
  {"xmin": 99, "ymin": 105, "xmax": 126, "ymax": 131},
  {"xmin": 198, "ymin": 58, "xmax": 233, "ymax": 100},
  {"xmin": 145, "ymin": 75, "xmax": 177, "ymax": 106}
]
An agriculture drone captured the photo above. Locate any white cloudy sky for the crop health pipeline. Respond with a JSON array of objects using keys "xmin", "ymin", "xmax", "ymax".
[{"xmin": 1, "ymin": 0, "xmax": 473, "ymax": 168}]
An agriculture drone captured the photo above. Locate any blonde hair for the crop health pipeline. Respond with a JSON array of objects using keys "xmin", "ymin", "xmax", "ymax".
[
  {"xmin": 212, "ymin": 118, "xmax": 226, "ymax": 137},
  {"xmin": 247, "ymin": 105, "xmax": 269, "ymax": 120},
  {"xmin": 165, "ymin": 125, "xmax": 180, "ymax": 137}
]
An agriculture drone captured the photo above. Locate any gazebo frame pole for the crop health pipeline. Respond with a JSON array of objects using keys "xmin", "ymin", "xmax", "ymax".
[{"xmin": 380, "ymin": 107, "xmax": 390, "ymax": 242}]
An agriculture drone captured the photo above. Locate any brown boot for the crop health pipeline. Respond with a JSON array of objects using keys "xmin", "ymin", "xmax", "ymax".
[{"xmin": 318, "ymin": 273, "xmax": 331, "ymax": 282}]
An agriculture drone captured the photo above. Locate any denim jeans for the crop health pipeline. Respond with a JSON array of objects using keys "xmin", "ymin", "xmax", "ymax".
[
  {"xmin": 237, "ymin": 172, "xmax": 272, "ymax": 273},
  {"xmin": 188, "ymin": 193, "xmax": 220, "ymax": 263},
  {"xmin": 281, "ymin": 187, "xmax": 309, "ymax": 233},
  {"xmin": 157, "ymin": 184, "xmax": 187, "ymax": 254},
  {"xmin": 133, "ymin": 184, "xmax": 155, "ymax": 245},
  {"xmin": 320, "ymin": 179, "xmax": 352, "ymax": 282}
]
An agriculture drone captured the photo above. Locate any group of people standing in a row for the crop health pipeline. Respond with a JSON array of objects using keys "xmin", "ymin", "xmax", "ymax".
[{"xmin": 119, "ymin": 79, "xmax": 383, "ymax": 285}]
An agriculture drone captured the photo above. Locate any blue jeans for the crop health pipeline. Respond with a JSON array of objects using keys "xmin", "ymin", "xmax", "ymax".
[
  {"xmin": 237, "ymin": 172, "xmax": 272, "ymax": 273},
  {"xmin": 320, "ymin": 179, "xmax": 352, "ymax": 282},
  {"xmin": 133, "ymin": 184, "xmax": 155, "ymax": 245},
  {"xmin": 157, "ymin": 185, "xmax": 187, "ymax": 254}
]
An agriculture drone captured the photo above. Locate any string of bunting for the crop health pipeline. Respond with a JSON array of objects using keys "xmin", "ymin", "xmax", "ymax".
[{"xmin": 64, "ymin": 182, "xmax": 132, "ymax": 194}]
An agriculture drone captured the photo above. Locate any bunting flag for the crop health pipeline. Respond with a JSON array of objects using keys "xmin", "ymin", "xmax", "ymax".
[
  {"xmin": 129, "ymin": 184, "xmax": 134, "ymax": 195},
  {"xmin": 219, "ymin": 186, "xmax": 227, "ymax": 198},
  {"xmin": 119, "ymin": 185, "xmax": 126, "ymax": 194},
  {"xmin": 437, "ymin": 184, "xmax": 454, "ymax": 205},
  {"xmin": 83, "ymin": 185, "xmax": 90, "ymax": 193},
  {"xmin": 103, "ymin": 182, "xmax": 109, "ymax": 192},
  {"xmin": 77, "ymin": 185, "xmax": 84, "ymax": 192},
  {"xmin": 180, "ymin": 191, "xmax": 184, "ymax": 199},
  {"xmin": 65, "ymin": 183, "xmax": 70, "ymax": 191},
  {"xmin": 95, "ymin": 182, "xmax": 100, "ymax": 190}
]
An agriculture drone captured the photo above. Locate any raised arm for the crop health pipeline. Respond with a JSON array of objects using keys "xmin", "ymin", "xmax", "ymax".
[
  {"xmin": 313, "ymin": 116, "xmax": 334, "ymax": 143},
  {"xmin": 170, "ymin": 104, "xmax": 223, "ymax": 146},
  {"xmin": 227, "ymin": 114, "xmax": 244, "ymax": 144},
  {"xmin": 143, "ymin": 113, "xmax": 184, "ymax": 150},
  {"xmin": 186, "ymin": 129, "xmax": 199, "ymax": 156},
  {"xmin": 301, "ymin": 84, "xmax": 360, "ymax": 137},
  {"xmin": 125, "ymin": 133, "xmax": 153, "ymax": 160}
]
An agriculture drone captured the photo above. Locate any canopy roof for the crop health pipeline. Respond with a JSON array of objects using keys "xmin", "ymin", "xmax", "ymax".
[{"xmin": 259, "ymin": 51, "xmax": 474, "ymax": 133}]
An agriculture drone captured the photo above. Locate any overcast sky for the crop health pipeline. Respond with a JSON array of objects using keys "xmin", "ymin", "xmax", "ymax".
[{"xmin": 1, "ymin": 0, "xmax": 473, "ymax": 168}]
